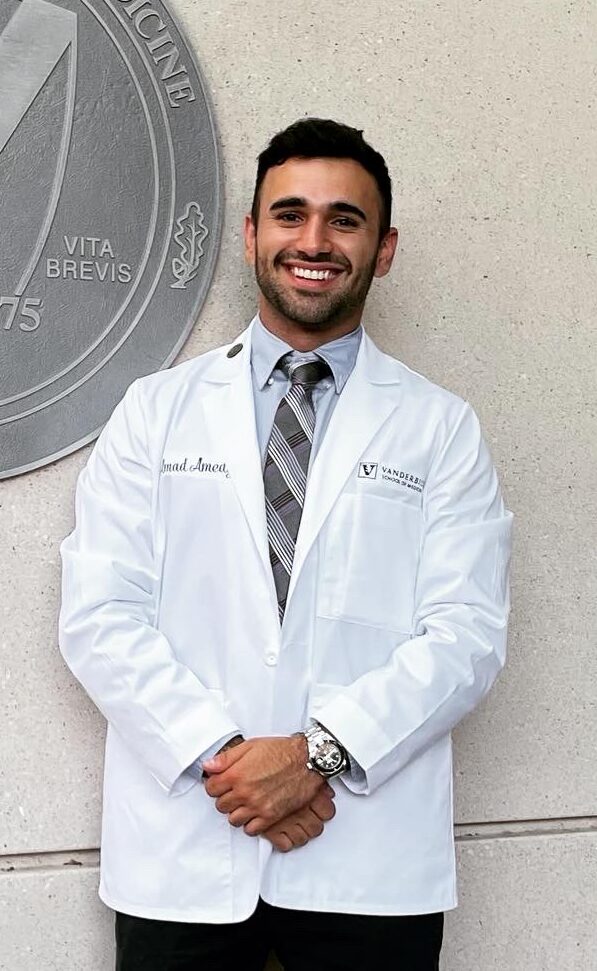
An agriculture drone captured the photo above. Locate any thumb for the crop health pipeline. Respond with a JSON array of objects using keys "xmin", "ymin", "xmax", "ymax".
[{"xmin": 202, "ymin": 740, "xmax": 246, "ymax": 773}]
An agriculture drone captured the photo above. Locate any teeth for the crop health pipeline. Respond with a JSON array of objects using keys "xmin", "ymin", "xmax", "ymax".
[{"xmin": 290, "ymin": 267, "xmax": 335, "ymax": 281}]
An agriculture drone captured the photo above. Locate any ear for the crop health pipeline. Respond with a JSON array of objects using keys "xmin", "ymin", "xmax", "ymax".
[
  {"xmin": 374, "ymin": 227, "xmax": 399, "ymax": 278},
  {"xmin": 244, "ymin": 213, "xmax": 256, "ymax": 265}
]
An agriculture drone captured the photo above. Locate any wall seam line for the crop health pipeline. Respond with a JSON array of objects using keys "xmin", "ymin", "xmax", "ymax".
[{"xmin": 2, "ymin": 816, "xmax": 597, "ymax": 872}]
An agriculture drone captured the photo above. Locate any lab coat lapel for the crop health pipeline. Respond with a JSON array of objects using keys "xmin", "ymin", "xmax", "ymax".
[
  {"xmin": 286, "ymin": 332, "xmax": 401, "ymax": 609},
  {"xmin": 201, "ymin": 324, "xmax": 275, "ymax": 604}
]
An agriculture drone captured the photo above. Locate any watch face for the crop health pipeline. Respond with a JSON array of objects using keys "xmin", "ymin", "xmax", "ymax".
[{"xmin": 315, "ymin": 741, "xmax": 343, "ymax": 772}]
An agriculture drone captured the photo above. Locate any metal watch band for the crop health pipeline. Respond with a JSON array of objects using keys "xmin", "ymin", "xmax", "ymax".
[{"xmin": 303, "ymin": 721, "xmax": 348, "ymax": 778}]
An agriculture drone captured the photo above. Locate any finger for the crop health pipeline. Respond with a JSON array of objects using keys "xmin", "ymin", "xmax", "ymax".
[
  {"xmin": 266, "ymin": 832, "xmax": 293, "ymax": 853},
  {"xmin": 282, "ymin": 807, "xmax": 324, "ymax": 839},
  {"xmin": 214, "ymin": 792, "xmax": 243, "ymax": 814},
  {"xmin": 316, "ymin": 801, "xmax": 336, "ymax": 822},
  {"xmin": 299, "ymin": 808, "xmax": 324, "ymax": 839},
  {"xmin": 202, "ymin": 742, "xmax": 247, "ymax": 774},
  {"xmin": 309, "ymin": 793, "xmax": 336, "ymax": 822},
  {"xmin": 308, "ymin": 781, "xmax": 334, "ymax": 803},
  {"xmin": 227, "ymin": 807, "xmax": 254, "ymax": 828},
  {"xmin": 287, "ymin": 823, "xmax": 309, "ymax": 848},
  {"xmin": 243, "ymin": 816, "xmax": 270, "ymax": 837},
  {"xmin": 204, "ymin": 775, "xmax": 234, "ymax": 798}
]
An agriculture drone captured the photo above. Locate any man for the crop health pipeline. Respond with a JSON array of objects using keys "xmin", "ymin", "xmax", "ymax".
[{"xmin": 59, "ymin": 118, "xmax": 513, "ymax": 970}]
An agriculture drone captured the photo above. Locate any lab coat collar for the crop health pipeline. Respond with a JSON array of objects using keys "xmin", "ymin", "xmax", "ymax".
[
  {"xmin": 203, "ymin": 316, "xmax": 400, "ymax": 389},
  {"xmin": 201, "ymin": 318, "xmax": 257, "ymax": 385}
]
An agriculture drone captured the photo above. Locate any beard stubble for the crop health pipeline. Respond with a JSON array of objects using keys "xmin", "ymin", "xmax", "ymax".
[{"xmin": 254, "ymin": 247, "xmax": 378, "ymax": 332}]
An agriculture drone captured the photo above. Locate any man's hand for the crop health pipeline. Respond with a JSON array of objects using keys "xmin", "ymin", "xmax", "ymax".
[
  {"xmin": 203, "ymin": 735, "xmax": 324, "ymax": 835},
  {"xmin": 261, "ymin": 784, "xmax": 337, "ymax": 853}
]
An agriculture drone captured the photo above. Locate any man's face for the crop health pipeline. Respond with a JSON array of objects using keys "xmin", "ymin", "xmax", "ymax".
[{"xmin": 244, "ymin": 157, "xmax": 397, "ymax": 335}]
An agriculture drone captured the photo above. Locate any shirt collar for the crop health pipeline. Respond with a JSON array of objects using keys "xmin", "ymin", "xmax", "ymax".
[{"xmin": 251, "ymin": 315, "xmax": 362, "ymax": 394}]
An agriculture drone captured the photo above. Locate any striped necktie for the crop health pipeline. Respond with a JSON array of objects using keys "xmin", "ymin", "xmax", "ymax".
[{"xmin": 264, "ymin": 355, "xmax": 331, "ymax": 623}]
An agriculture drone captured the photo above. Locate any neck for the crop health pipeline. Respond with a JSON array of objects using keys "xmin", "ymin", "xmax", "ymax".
[{"xmin": 258, "ymin": 301, "xmax": 361, "ymax": 351}]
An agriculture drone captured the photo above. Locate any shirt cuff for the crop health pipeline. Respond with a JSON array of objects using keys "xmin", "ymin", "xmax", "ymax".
[{"xmin": 344, "ymin": 751, "xmax": 367, "ymax": 792}]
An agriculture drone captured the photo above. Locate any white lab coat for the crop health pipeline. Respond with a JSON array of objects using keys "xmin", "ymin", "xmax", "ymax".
[{"xmin": 59, "ymin": 320, "xmax": 512, "ymax": 922}]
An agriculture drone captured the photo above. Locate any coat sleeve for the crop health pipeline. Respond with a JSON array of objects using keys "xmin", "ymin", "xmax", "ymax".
[
  {"xmin": 311, "ymin": 400, "xmax": 513, "ymax": 795},
  {"xmin": 58, "ymin": 380, "xmax": 241, "ymax": 796}
]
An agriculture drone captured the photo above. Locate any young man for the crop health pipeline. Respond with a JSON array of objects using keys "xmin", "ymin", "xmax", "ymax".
[{"xmin": 59, "ymin": 119, "xmax": 513, "ymax": 970}]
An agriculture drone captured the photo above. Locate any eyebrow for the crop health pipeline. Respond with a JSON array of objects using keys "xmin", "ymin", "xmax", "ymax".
[{"xmin": 269, "ymin": 197, "xmax": 367, "ymax": 222}]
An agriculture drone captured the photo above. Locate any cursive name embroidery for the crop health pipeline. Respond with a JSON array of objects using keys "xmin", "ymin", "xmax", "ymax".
[{"xmin": 161, "ymin": 456, "xmax": 230, "ymax": 477}]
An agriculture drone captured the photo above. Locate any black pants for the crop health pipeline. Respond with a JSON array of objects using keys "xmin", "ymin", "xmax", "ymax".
[{"xmin": 115, "ymin": 898, "xmax": 443, "ymax": 971}]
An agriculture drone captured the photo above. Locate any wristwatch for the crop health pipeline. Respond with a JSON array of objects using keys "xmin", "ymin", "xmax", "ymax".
[{"xmin": 302, "ymin": 721, "xmax": 348, "ymax": 778}]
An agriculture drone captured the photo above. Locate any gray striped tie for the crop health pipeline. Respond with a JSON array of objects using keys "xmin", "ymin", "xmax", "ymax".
[{"xmin": 264, "ymin": 355, "xmax": 331, "ymax": 623}]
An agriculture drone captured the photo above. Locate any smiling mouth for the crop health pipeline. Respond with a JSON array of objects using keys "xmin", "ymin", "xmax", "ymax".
[
  {"xmin": 282, "ymin": 264, "xmax": 345, "ymax": 288},
  {"xmin": 290, "ymin": 266, "xmax": 338, "ymax": 281}
]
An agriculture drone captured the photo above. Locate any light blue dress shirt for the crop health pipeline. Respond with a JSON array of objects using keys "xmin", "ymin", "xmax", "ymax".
[
  {"xmin": 188, "ymin": 316, "xmax": 363, "ymax": 781},
  {"xmin": 250, "ymin": 315, "xmax": 362, "ymax": 466}
]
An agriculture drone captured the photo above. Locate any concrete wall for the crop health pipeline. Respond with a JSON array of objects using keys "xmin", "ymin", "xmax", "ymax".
[{"xmin": 1, "ymin": 0, "xmax": 596, "ymax": 968}]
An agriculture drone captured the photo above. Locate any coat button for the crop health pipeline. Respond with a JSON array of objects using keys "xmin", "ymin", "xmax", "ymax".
[
  {"xmin": 264, "ymin": 653, "xmax": 278, "ymax": 666},
  {"xmin": 227, "ymin": 343, "xmax": 243, "ymax": 358}
]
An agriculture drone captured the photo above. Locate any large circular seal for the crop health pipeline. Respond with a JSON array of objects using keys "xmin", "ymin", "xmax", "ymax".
[{"xmin": 0, "ymin": 0, "xmax": 222, "ymax": 477}]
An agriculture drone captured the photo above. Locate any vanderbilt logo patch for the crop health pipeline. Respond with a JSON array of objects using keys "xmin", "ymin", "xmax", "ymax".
[{"xmin": 358, "ymin": 462, "xmax": 378, "ymax": 479}]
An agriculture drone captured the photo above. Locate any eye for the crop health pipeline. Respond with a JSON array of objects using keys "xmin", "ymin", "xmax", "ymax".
[
  {"xmin": 275, "ymin": 212, "xmax": 302, "ymax": 223},
  {"xmin": 332, "ymin": 216, "xmax": 359, "ymax": 228}
]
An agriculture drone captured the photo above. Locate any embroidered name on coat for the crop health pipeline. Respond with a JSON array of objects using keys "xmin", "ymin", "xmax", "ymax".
[{"xmin": 161, "ymin": 456, "xmax": 229, "ymax": 477}]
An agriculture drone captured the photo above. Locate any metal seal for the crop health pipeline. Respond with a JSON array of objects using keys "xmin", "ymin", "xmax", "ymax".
[{"xmin": 0, "ymin": 0, "xmax": 222, "ymax": 477}]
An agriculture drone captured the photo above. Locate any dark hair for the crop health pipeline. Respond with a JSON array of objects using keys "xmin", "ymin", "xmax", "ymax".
[{"xmin": 251, "ymin": 118, "xmax": 392, "ymax": 239}]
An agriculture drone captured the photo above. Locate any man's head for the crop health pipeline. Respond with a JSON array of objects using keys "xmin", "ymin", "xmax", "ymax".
[
  {"xmin": 251, "ymin": 118, "xmax": 393, "ymax": 241},
  {"xmin": 244, "ymin": 118, "xmax": 398, "ymax": 346}
]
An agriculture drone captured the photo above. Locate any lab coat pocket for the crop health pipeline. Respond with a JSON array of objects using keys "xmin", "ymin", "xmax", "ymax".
[{"xmin": 318, "ymin": 492, "xmax": 422, "ymax": 633}]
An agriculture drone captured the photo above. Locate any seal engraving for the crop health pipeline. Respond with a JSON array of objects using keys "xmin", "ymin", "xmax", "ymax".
[
  {"xmin": 0, "ymin": 0, "xmax": 222, "ymax": 477},
  {"xmin": 171, "ymin": 202, "xmax": 209, "ymax": 290}
]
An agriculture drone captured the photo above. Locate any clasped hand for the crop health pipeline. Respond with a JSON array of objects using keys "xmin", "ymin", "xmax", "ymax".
[{"xmin": 203, "ymin": 736, "xmax": 336, "ymax": 852}]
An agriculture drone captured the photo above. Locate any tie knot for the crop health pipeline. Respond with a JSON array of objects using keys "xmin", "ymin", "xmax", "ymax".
[{"xmin": 279, "ymin": 355, "xmax": 330, "ymax": 387}]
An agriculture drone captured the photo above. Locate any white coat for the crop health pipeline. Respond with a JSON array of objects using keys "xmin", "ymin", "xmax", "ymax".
[{"xmin": 59, "ymin": 319, "xmax": 513, "ymax": 922}]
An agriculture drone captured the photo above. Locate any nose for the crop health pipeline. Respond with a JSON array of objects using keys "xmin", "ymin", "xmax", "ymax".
[{"xmin": 296, "ymin": 215, "xmax": 331, "ymax": 256}]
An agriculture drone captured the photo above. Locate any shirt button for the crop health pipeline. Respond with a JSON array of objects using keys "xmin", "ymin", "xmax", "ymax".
[
  {"xmin": 267, "ymin": 377, "xmax": 274, "ymax": 386},
  {"xmin": 264, "ymin": 653, "xmax": 278, "ymax": 666}
]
